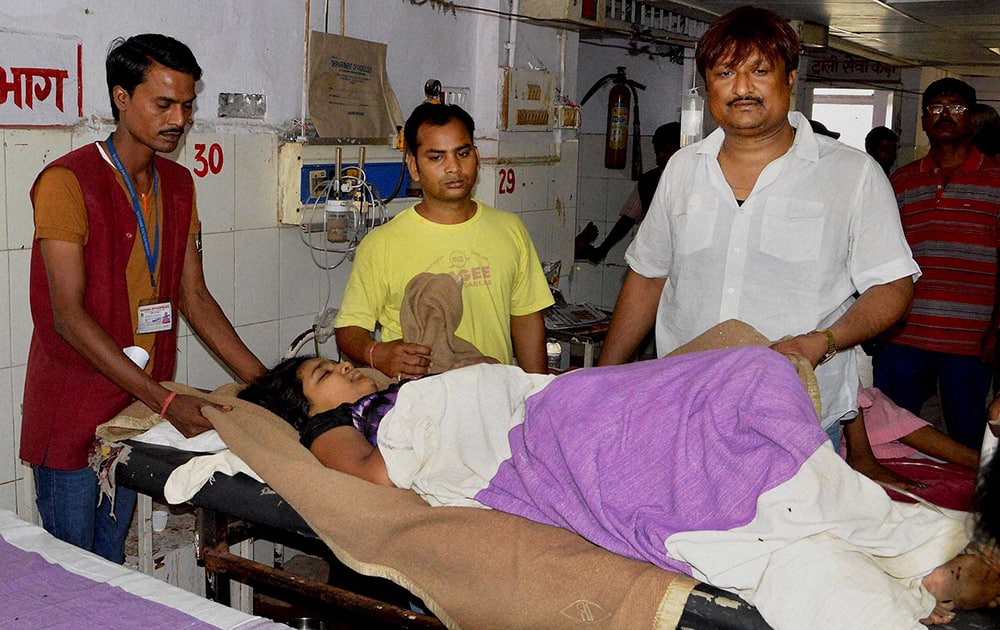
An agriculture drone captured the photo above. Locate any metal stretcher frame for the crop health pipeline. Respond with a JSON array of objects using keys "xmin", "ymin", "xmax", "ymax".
[
  {"xmin": 113, "ymin": 440, "xmax": 1000, "ymax": 630},
  {"xmin": 114, "ymin": 440, "xmax": 445, "ymax": 629}
]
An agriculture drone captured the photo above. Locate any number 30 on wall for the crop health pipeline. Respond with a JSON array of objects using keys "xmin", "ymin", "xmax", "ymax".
[
  {"xmin": 193, "ymin": 142, "xmax": 224, "ymax": 177},
  {"xmin": 498, "ymin": 167, "xmax": 516, "ymax": 195}
]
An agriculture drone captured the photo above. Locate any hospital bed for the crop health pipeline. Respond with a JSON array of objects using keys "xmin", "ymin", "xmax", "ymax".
[
  {"xmin": 108, "ymin": 402, "xmax": 1000, "ymax": 630},
  {"xmin": 0, "ymin": 507, "xmax": 283, "ymax": 629}
]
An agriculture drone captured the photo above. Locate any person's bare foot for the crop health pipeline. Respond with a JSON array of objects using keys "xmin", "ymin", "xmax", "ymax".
[{"xmin": 922, "ymin": 544, "xmax": 1000, "ymax": 624}]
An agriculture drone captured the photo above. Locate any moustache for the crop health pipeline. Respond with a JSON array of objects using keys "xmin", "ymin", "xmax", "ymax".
[
  {"xmin": 727, "ymin": 96, "xmax": 763, "ymax": 107},
  {"xmin": 159, "ymin": 128, "xmax": 185, "ymax": 136}
]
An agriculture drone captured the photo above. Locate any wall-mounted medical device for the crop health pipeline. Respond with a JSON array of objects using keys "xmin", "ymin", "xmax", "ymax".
[{"xmin": 278, "ymin": 141, "xmax": 414, "ymax": 226}]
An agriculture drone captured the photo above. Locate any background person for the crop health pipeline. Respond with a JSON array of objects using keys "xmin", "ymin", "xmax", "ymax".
[
  {"xmin": 575, "ymin": 122, "xmax": 681, "ymax": 263},
  {"xmin": 596, "ymin": 5, "xmax": 918, "ymax": 456},
  {"xmin": 865, "ymin": 125, "xmax": 899, "ymax": 175},
  {"xmin": 20, "ymin": 34, "xmax": 266, "ymax": 563},
  {"xmin": 334, "ymin": 103, "xmax": 554, "ymax": 378},
  {"xmin": 874, "ymin": 78, "xmax": 1000, "ymax": 450}
]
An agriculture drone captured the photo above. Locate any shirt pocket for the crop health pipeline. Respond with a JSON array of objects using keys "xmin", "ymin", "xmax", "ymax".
[
  {"xmin": 759, "ymin": 198, "xmax": 825, "ymax": 262},
  {"xmin": 670, "ymin": 192, "xmax": 718, "ymax": 255}
]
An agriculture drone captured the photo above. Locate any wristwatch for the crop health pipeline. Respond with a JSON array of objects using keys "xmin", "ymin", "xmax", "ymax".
[{"xmin": 811, "ymin": 328, "xmax": 837, "ymax": 364}]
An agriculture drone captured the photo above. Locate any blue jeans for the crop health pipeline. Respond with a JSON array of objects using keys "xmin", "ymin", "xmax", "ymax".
[
  {"xmin": 873, "ymin": 343, "xmax": 992, "ymax": 450},
  {"xmin": 33, "ymin": 464, "xmax": 137, "ymax": 563}
]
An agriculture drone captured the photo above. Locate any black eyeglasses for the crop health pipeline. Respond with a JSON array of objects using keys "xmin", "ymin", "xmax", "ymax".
[{"xmin": 925, "ymin": 104, "xmax": 968, "ymax": 116}]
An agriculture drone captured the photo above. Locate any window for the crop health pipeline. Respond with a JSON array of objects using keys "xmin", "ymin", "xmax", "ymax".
[{"xmin": 810, "ymin": 88, "xmax": 894, "ymax": 151}]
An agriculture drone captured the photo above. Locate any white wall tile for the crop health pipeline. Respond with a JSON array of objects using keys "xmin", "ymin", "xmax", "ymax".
[
  {"xmin": 183, "ymin": 335, "xmax": 233, "ymax": 391},
  {"xmin": 493, "ymin": 164, "xmax": 523, "ymax": 213},
  {"xmin": 519, "ymin": 166, "xmax": 547, "ymax": 213},
  {"xmin": 70, "ymin": 126, "xmax": 109, "ymax": 150},
  {"xmin": 199, "ymin": 231, "xmax": 235, "ymax": 322},
  {"xmin": 183, "ymin": 132, "xmax": 236, "ymax": 235},
  {"xmin": 577, "ymin": 134, "xmax": 605, "ymax": 178},
  {"xmin": 5, "ymin": 129, "xmax": 73, "ymax": 249},
  {"xmin": 550, "ymin": 140, "xmax": 579, "ymax": 210},
  {"xmin": 236, "ymin": 321, "xmax": 281, "ymax": 369},
  {"xmin": 606, "ymin": 178, "xmax": 633, "ymax": 215},
  {"xmin": 550, "ymin": 208, "xmax": 576, "ymax": 272},
  {"xmin": 234, "ymin": 229, "xmax": 279, "ymax": 326},
  {"xmin": 576, "ymin": 177, "xmax": 607, "ymax": 223},
  {"xmin": 520, "ymin": 210, "xmax": 553, "ymax": 265},
  {"xmin": 278, "ymin": 226, "xmax": 325, "ymax": 319},
  {"xmin": 173, "ymin": 336, "xmax": 189, "ymax": 385},
  {"xmin": 0, "ymin": 131, "xmax": 7, "ymax": 251},
  {"xmin": 600, "ymin": 264, "xmax": 630, "ymax": 311},
  {"xmin": 11, "ymin": 365, "xmax": 25, "ymax": 479},
  {"xmin": 0, "ymin": 253, "xmax": 9, "ymax": 368},
  {"xmin": 473, "ymin": 166, "xmax": 497, "ymax": 208},
  {"xmin": 0, "ymin": 481, "xmax": 15, "ymax": 514},
  {"xmin": 8, "ymin": 249, "xmax": 31, "ymax": 367},
  {"xmin": 568, "ymin": 261, "xmax": 604, "ymax": 306},
  {"xmin": 234, "ymin": 134, "xmax": 278, "ymax": 230},
  {"xmin": 0, "ymin": 368, "xmax": 14, "ymax": 484},
  {"xmin": 16, "ymin": 472, "xmax": 36, "ymax": 522}
]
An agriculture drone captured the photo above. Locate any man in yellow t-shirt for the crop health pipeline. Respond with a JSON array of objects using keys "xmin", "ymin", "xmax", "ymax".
[{"xmin": 335, "ymin": 103, "xmax": 553, "ymax": 378}]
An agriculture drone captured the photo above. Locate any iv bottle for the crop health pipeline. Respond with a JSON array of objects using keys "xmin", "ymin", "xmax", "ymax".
[{"xmin": 680, "ymin": 88, "xmax": 704, "ymax": 147}]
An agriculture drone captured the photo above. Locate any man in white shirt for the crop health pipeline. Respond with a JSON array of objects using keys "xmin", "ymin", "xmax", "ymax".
[{"xmin": 597, "ymin": 5, "xmax": 918, "ymax": 450}]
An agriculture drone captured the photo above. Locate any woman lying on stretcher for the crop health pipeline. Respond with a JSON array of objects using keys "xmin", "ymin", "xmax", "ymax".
[{"xmin": 239, "ymin": 346, "xmax": 1000, "ymax": 629}]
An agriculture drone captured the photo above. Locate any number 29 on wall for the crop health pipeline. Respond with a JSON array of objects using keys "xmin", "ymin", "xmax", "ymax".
[
  {"xmin": 193, "ymin": 142, "xmax": 224, "ymax": 177},
  {"xmin": 498, "ymin": 167, "xmax": 516, "ymax": 195}
]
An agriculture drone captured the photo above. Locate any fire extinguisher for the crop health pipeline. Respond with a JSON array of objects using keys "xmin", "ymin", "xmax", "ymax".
[
  {"xmin": 580, "ymin": 67, "xmax": 647, "ymax": 175},
  {"xmin": 605, "ymin": 72, "xmax": 630, "ymax": 169}
]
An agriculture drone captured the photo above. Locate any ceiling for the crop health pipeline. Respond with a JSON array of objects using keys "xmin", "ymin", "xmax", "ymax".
[{"xmin": 647, "ymin": 0, "xmax": 1000, "ymax": 77}]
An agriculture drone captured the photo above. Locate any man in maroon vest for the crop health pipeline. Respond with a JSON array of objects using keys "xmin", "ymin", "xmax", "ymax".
[{"xmin": 20, "ymin": 34, "xmax": 265, "ymax": 563}]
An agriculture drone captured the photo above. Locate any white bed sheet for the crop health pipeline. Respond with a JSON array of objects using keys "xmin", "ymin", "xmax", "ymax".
[{"xmin": 0, "ymin": 508, "xmax": 285, "ymax": 629}]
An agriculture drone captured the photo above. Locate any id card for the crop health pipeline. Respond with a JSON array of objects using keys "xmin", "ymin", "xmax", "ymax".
[{"xmin": 137, "ymin": 301, "xmax": 173, "ymax": 334}]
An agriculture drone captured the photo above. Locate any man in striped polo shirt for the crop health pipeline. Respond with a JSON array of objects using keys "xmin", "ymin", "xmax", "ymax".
[{"xmin": 875, "ymin": 78, "xmax": 1000, "ymax": 449}]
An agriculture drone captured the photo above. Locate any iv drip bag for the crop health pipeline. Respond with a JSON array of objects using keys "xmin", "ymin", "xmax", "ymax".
[{"xmin": 680, "ymin": 88, "xmax": 704, "ymax": 147}]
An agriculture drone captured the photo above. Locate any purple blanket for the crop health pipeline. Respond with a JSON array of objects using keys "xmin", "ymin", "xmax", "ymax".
[
  {"xmin": 0, "ymin": 535, "xmax": 215, "ymax": 629},
  {"xmin": 476, "ymin": 345, "xmax": 829, "ymax": 574}
]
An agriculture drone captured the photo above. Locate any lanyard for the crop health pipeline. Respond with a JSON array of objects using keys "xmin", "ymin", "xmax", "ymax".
[{"xmin": 106, "ymin": 134, "xmax": 160, "ymax": 289}]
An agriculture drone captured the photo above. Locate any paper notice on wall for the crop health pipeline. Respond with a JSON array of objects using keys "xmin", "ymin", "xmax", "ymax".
[{"xmin": 308, "ymin": 32, "xmax": 404, "ymax": 142}]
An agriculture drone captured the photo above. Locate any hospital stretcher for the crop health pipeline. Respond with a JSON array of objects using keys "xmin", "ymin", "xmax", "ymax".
[
  {"xmin": 113, "ymin": 439, "xmax": 770, "ymax": 628},
  {"xmin": 112, "ymin": 438, "xmax": 1000, "ymax": 629},
  {"xmin": 0, "ymin": 507, "xmax": 281, "ymax": 629}
]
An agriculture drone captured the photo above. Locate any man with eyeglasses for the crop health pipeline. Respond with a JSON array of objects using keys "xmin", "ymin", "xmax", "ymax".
[{"xmin": 874, "ymin": 78, "xmax": 1000, "ymax": 450}]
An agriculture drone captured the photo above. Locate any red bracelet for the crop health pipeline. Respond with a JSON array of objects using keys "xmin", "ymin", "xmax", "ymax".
[
  {"xmin": 368, "ymin": 342, "xmax": 379, "ymax": 369},
  {"xmin": 159, "ymin": 391, "xmax": 177, "ymax": 418}
]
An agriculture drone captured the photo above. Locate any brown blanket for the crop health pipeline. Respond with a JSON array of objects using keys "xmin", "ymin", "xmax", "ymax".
[{"xmin": 400, "ymin": 272, "xmax": 499, "ymax": 374}]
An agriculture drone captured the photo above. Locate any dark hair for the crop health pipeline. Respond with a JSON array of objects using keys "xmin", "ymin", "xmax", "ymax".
[
  {"xmin": 864, "ymin": 126, "xmax": 898, "ymax": 151},
  {"xmin": 922, "ymin": 77, "xmax": 976, "ymax": 112},
  {"xmin": 238, "ymin": 356, "xmax": 312, "ymax": 431},
  {"xmin": 106, "ymin": 34, "xmax": 202, "ymax": 121},
  {"xmin": 695, "ymin": 5, "xmax": 800, "ymax": 80},
  {"xmin": 403, "ymin": 102, "xmax": 476, "ymax": 154},
  {"xmin": 974, "ymin": 454, "xmax": 1000, "ymax": 547},
  {"xmin": 652, "ymin": 122, "xmax": 681, "ymax": 151},
  {"xmin": 809, "ymin": 119, "xmax": 840, "ymax": 139}
]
